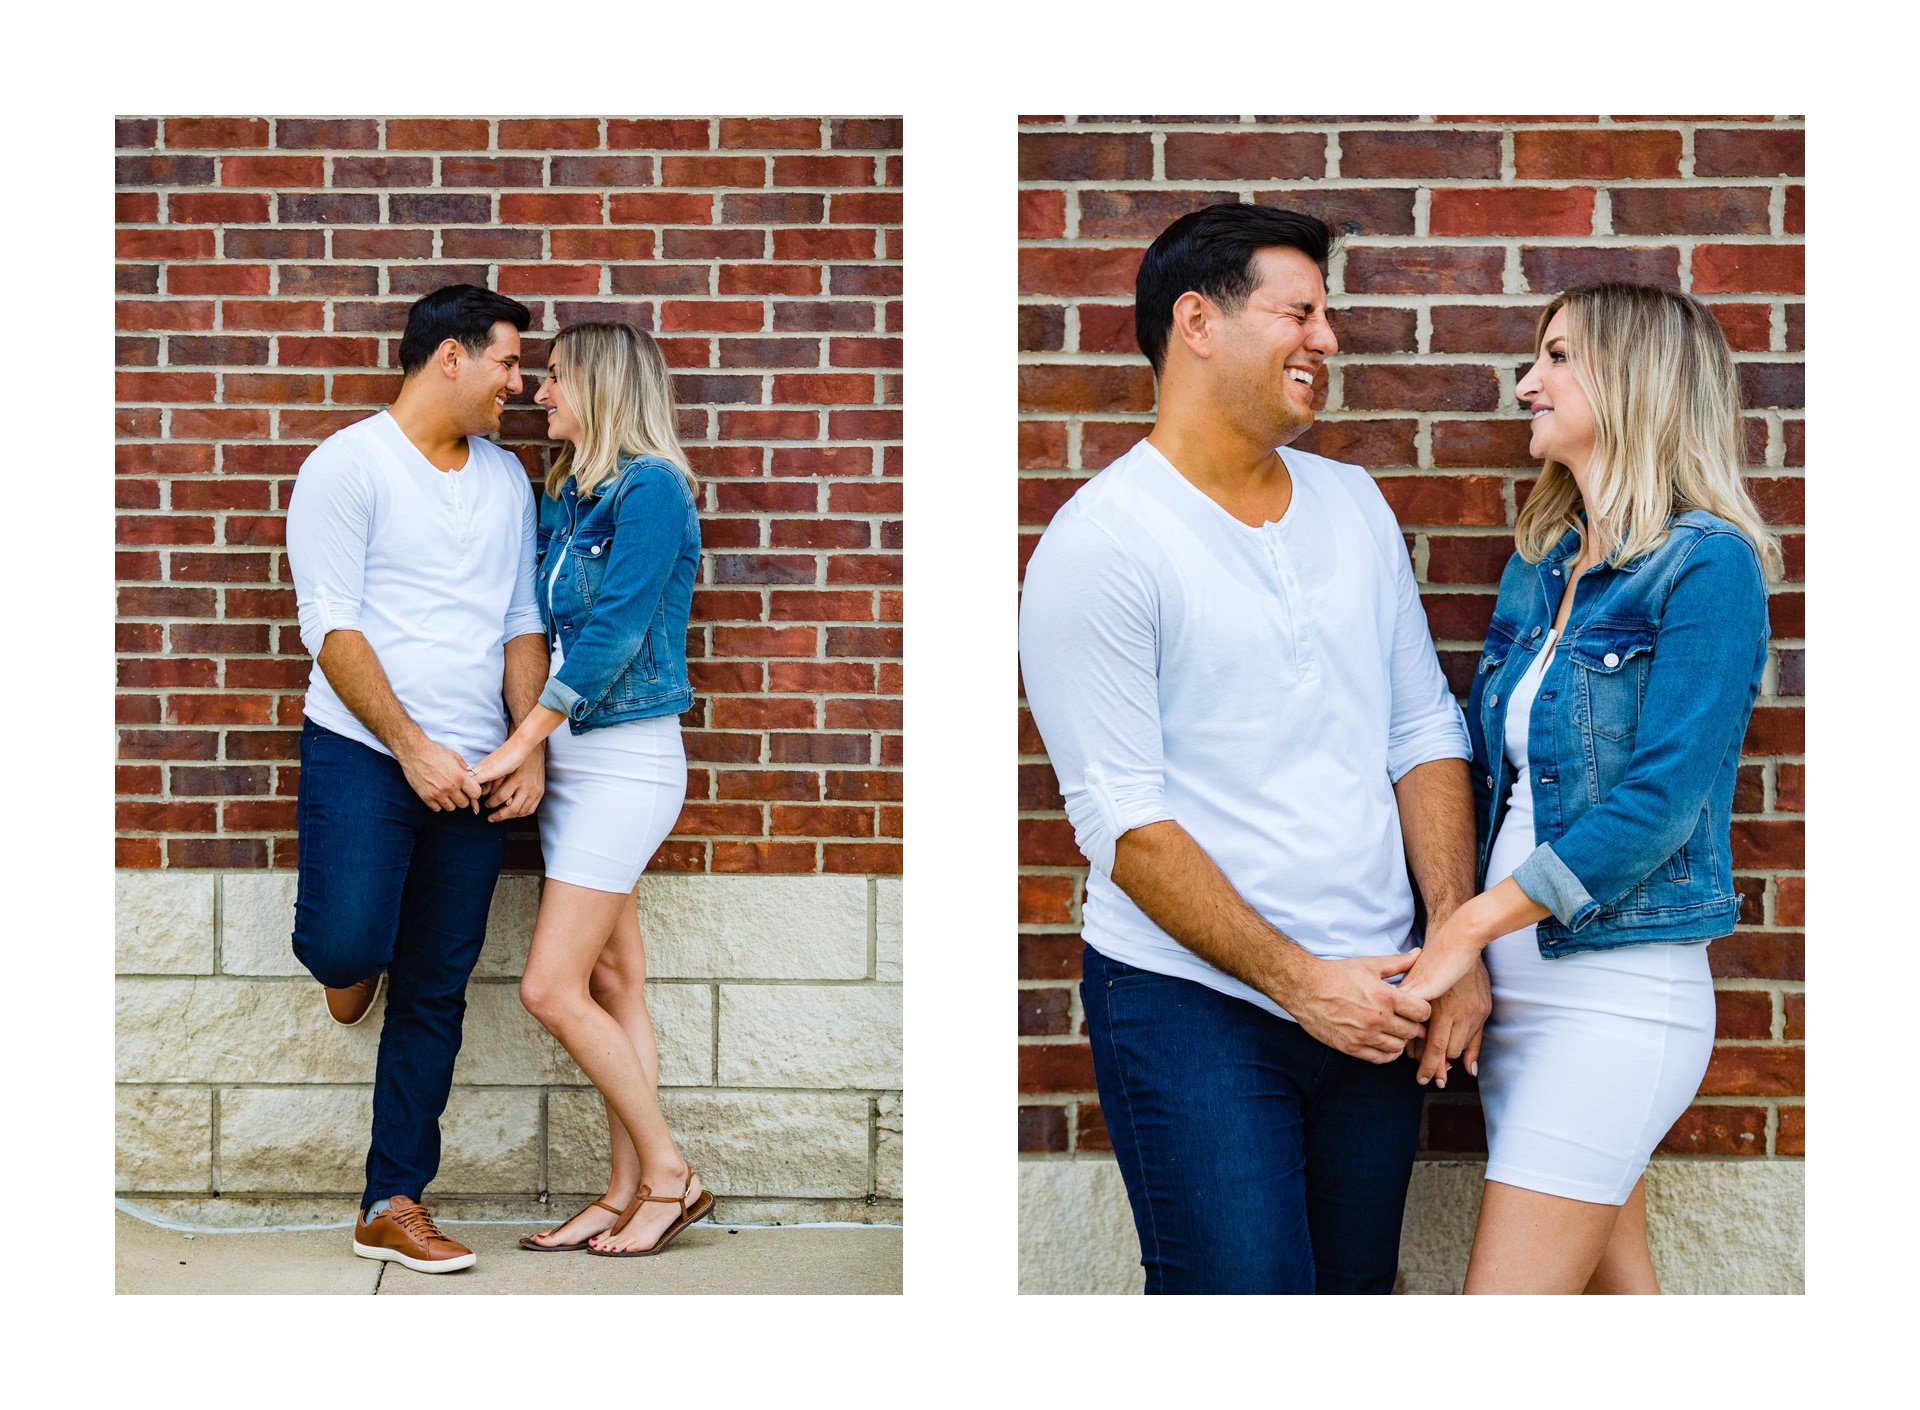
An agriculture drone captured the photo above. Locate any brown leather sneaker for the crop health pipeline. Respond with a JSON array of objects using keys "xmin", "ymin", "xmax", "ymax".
[
  {"xmin": 324, "ymin": 973, "xmax": 383, "ymax": 1026},
  {"xmin": 351, "ymin": 1196, "xmax": 476, "ymax": 1273}
]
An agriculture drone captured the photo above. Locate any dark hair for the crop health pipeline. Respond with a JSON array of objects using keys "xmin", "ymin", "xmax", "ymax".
[
  {"xmin": 1133, "ymin": 203, "xmax": 1335, "ymax": 375},
  {"xmin": 397, "ymin": 284, "xmax": 532, "ymax": 375}
]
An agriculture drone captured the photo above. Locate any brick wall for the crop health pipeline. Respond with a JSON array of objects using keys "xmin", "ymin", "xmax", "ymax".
[
  {"xmin": 1016, "ymin": 117, "xmax": 1804, "ymax": 1170},
  {"xmin": 115, "ymin": 115, "xmax": 903, "ymax": 878}
]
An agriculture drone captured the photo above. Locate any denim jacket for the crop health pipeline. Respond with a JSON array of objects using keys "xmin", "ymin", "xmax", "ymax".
[
  {"xmin": 535, "ymin": 453, "xmax": 699, "ymax": 730},
  {"xmin": 1466, "ymin": 510, "xmax": 1768, "ymax": 956}
]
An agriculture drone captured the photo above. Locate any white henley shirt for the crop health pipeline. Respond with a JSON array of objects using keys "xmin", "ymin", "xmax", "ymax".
[
  {"xmin": 1017, "ymin": 438, "xmax": 1472, "ymax": 1021},
  {"xmin": 286, "ymin": 410, "xmax": 544, "ymax": 766}
]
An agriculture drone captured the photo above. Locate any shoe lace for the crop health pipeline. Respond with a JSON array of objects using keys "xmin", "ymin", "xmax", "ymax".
[{"xmin": 390, "ymin": 1202, "xmax": 448, "ymax": 1245}]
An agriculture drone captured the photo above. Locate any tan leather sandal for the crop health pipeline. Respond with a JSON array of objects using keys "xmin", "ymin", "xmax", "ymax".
[
  {"xmin": 518, "ymin": 1197, "xmax": 628, "ymax": 1252},
  {"xmin": 585, "ymin": 1170, "xmax": 713, "ymax": 1257}
]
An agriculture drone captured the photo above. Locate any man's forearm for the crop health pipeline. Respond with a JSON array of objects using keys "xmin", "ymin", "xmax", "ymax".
[
  {"xmin": 502, "ymin": 632, "xmax": 548, "ymax": 728},
  {"xmin": 315, "ymin": 630, "xmax": 430, "ymax": 759},
  {"xmin": 1110, "ymin": 820, "xmax": 1315, "ymax": 1005},
  {"xmin": 1394, "ymin": 757, "xmax": 1477, "ymax": 927}
]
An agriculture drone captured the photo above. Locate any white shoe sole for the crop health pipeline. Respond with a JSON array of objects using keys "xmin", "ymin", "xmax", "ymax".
[{"xmin": 352, "ymin": 1240, "xmax": 476, "ymax": 1274}]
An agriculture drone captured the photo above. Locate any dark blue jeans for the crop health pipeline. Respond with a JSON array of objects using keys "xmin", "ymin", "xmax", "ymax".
[
  {"xmin": 291, "ymin": 722, "xmax": 506, "ymax": 1210},
  {"xmin": 1081, "ymin": 945, "xmax": 1424, "ymax": 1295}
]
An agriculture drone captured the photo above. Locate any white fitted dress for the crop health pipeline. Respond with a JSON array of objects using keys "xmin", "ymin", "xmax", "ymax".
[
  {"xmin": 535, "ymin": 558, "xmax": 687, "ymax": 895},
  {"xmin": 1477, "ymin": 629, "xmax": 1716, "ymax": 1205}
]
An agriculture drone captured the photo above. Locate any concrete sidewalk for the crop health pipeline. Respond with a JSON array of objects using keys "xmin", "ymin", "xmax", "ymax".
[{"xmin": 116, "ymin": 1208, "xmax": 902, "ymax": 1295}]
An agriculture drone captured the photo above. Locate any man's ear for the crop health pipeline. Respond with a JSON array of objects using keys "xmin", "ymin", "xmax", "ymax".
[
  {"xmin": 1169, "ymin": 291, "xmax": 1215, "ymax": 362},
  {"xmin": 435, "ymin": 338, "xmax": 464, "ymax": 380}
]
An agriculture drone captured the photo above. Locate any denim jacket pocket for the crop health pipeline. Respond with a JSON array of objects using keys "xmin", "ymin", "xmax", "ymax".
[{"xmin": 1565, "ymin": 626, "xmax": 1654, "ymax": 742}]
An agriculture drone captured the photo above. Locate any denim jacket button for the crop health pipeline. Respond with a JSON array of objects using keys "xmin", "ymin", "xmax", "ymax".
[
  {"xmin": 1603, "ymin": 651, "xmax": 1619, "ymax": 667},
  {"xmin": 591, "ymin": 544, "xmax": 603, "ymax": 556},
  {"xmin": 1489, "ymin": 693, "xmax": 1499, "ymax": 707},
  {"xmin": 1530, "ymin": 626, "xmax": 1542, "ymax": 639},
  {"xmin": 1485, "ymin": 774, "xmax": 1494, "ymax": 788}
]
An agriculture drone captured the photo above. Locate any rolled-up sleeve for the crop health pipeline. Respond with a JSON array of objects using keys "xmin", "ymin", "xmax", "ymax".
[
  {"xmin": 1017, "ymin": 513, "xmax": 1174, "ymax": 878},
  {"xmin": 503, "ymin": 478, "xmax": 544, "ymax": 642},
  {"xmin": 285, "ymin": 449, "xmax": 370, "ymax": 659},
  {"xmin": 1383, "ymin": 527, "xmax": 1472, "ymax": 781},
  {"xmin": 1512, "ymin": 531, "xmax": 1769, "ymax": 928}
]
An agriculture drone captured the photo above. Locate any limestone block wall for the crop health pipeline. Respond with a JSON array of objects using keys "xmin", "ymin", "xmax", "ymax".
[
  {"xmin": 1019, "ymin": 1157, "xmax": 1804, "ymax": 1294},
  {"xmin": 116, "ymin": 871, "xmax": 902, "ymax": 1225}
]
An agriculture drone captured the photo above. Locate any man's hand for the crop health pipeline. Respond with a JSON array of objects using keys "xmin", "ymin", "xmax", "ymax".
[
  {"xmin": 396, "ymin": 737, "xmax": 484, "ymax": 812},
  {"xmin": 483, "ymin": 746, "xmax": 545, "ymax": 823},
  {"xmin": 1410, "ymin": 953, "xmax": 1491, "ymax": 1088},
  {"xmin": 1284, "ymin": 951, "xmax": 1431, "ymax": 1064}
]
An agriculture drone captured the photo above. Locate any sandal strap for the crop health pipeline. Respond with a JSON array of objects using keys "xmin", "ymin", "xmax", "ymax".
[{"xmin": 632, "ymin": 1168, "xmax": 699, "ymax": 1216}]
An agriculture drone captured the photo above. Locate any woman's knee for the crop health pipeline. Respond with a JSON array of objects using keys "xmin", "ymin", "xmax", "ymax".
[{"xmin": 519, "ymin": 970, "xmax": 588, "ymax": 1029}]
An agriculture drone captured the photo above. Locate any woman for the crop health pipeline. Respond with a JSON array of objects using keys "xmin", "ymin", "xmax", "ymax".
[
  {"xmin": 470, "ymin": 321, "xmax": 712, "ymax": 1257},
  {"xmin": 1401, "ymin": 282, "xmax": 1780, "ymax": 1294}
]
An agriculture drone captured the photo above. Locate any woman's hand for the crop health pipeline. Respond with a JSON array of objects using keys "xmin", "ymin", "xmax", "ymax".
[
  {"xmin": 470, "ymin": 737, "xmax": 531, "ymax": 790},
  {"xmin": 1400, "ymin": 904, "xmax": 1491, "ymax": 1005}
]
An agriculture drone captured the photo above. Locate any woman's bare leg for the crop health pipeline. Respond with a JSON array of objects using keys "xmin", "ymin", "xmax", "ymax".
[
  {"xmin": 1582, "ymin": 1177, "xmax": 1660, "ymax": 1294},
  {"xmin": 1461, "ymin": 1179, "xmax": 1622, "ymax": 1294},
  {"xmin": 518, "ymin": 879, "xmax": 698, "ymax": 1253},
  {"xmin": 585, "ymin": 896, "xmax": 658, "ymax": 1220}
]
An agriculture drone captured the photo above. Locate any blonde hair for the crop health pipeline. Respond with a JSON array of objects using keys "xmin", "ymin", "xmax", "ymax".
[
  {"xmin": 1514, "ymin": 281, "xmax": 1782, "ymax": 581},
  {"xmin": 542, "ymin": 321, "xmax": 692, "ymax": 500}
]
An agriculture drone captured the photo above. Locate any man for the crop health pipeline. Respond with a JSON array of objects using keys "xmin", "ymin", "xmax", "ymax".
[
  {"xmin": 1018, "ymin": 205, "xmax": 1487, "ymax": 1294},
  {"xmin": 285, "ymin": 284, "xmax": 549, "ymax": 1274}
]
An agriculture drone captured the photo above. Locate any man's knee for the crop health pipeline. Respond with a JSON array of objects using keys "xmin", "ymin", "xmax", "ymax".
[{"xmin": 291, "ymin": 897, "xmax": 395, "ymax": 988}]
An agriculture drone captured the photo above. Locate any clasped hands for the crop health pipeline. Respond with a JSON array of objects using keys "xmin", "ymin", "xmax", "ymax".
[
  {"xmin": 1285, "ymin": 913, "xmax": 1491, "ymax": 1089},
  {"xmin": 398, "ymin": 733, "xmax": 544, "ymax": 822}
]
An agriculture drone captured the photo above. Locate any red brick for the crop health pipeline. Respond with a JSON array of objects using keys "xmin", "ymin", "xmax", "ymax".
[
  {"xmin": 167, "ymin": 264, "xmax": 271, "ymax": 296},
  {"xmin": 117, "ymin": 800, "xmax": 218, "ymax": 832},
  {"xmin": 1019, "ymin": 1105, "xmax": 1069, "ymax": 1153},
  {"xmin": 1344, "ymin": 247, "xmax": 1504, "ymax": 295},
  {"xmin": 821, "ymin": 842, "xmax": 900, "ymax": 874},
  {"xmin": 1743, "ymin": 706, "xmax": 1804, "ymax": 755},
  {"xmin": 1019, "ymin": 364, "xmax": 1155, "ymax": 414},
  {"xmin": 1731, "ymin": 820, "xmax": 1802, "ymax": 870},
  {"xmin": 551, "ymin": 156, "xmax": 656, "ymax": 187},
  {"xmin": 1431, "ymin": 419, "xmax": 1536, "ymax": 468},
  {"xmin": 165, "ymin": 117, "xmax": 269, "ymax": 148},
  {"xmin": 720, "ymin": 118, "xmax": 821, "ymax": 149},
  {"xmin": 1693, "ymin": 244, "xmax": 1804, "ymax": 295},
  {"xmin": 1700, "ymin": 1045, "xmax": 1803, "ymax": 1097},
  {"xmin": 440, "ymin": 156, "xmax": 546, "ymax": 188},
  {"xmin": 1020, "ymin": 133, "xmax": 1154, "ymax": 181},
  {"xmin": 499, "ymin": 192, "xmax": 604, "ymax": 224},
  {"xmin": 773, "ymin": 155, "xmax": 874, "ymax": 187},
  {"xmin": 549, "ymin": 229, "xmax": 657, "ymax": 261},
  {"xmin": 710, "ymin": 842, "xmax": 817, "ymax": 872},
  {"xmin": 1342, "ymin": 131, "xmax": 1500, "ymax": 179},
  {"xmin": 1164, "ymin": 132, "xmax": 1324, "ymax": 180},
  {"xmin": 1020, "ymin": 875, "xmax": 1078, "ymax": 926},
  {"xmin": 830, "ymin": 191, "xmax": 901, "ymax": 224},
  {"xmin": 1017, "ymin": 1043, "xmax": 1096, "ymax": 1093},
  {"xmin": 608, "ymin": 119, "xmax": 713, "ymax": 150},
  {"xmin": 1694, "ymin": 128, "xmax": 1804, "ymax": 178},
  {"xmin": 1523, "ymin": 245, "xmax": 1681, "ymax": 291},
  {"xmin": 168, "ymin": 838, "xmax": 268, "ymax": 868},
  {"xmin": 386, "ymin": 119, "xmax": 491, "ymax": 149},
  {"xmin": 1020, "ymin": 988, "xmax": 1073, "ymax": 1036},
  {"xmin": 662, "ymin": 155, "xmax": 766, "ymax": 187},
  {"xmin": 1019, "ymin": 934, "xmax": 1083, "ymax": 981},
  {"xmin": 276, "ymin": 118, "xmax": 380, "ymax": 149},
  {"xmin": 1081, "ymin": 188, "xmax": 1248, "ymax": 239},
  {"xmin": 1714, "ymin": 989, "xmax": 1774, "ymax": 1040},
  {"xmin": 1430, "ymin": 187, "xmax": 1593, "ymax": 236},
  {"xmin": 1018, "ymin": 189, "xmax": 1066, "ymax": 239},
  {"xmin": 1709, "ymin": 933, "xmax": 1803, "ymax": 981},
  {"xmin": 168, "ymin": 192, "xmax": 272, "ymax": 224},
  {"xmin": 1345, "ymin": 365, "xmax": 1499, "ymax": 413},
  {"xmin": 1513, "ymin": 130, "xmax": 1681, "ymax": 179},
  {"xmin": 1424, "ymin": 535, "xmax": 1516, "ymax": 584},
  {"xmin": 1611, "ymin": 186, "xmax": 1773, "ymax": 235},
  {"xmin": 772, "ymin": 227, "xmax": 877, "ymax": 261},
  {"xmin": 499, "ymin": 118, "xmax": 602, "ymax": 149},
  {"xmin": 1017, "ymin": 246, "xmax": 1144, "ymax": 298},
  {"xmin": 220, "ymin": 155, "xmax": 323, "ymax": 187},
  {"xmin": 609, "ymin": 191, "xmax": 715, "ymax": 224},
  {"xmin": 1655, "ymin": 1105, "xmax": 1768, "ymax": 1155},
  {"xmin": 1784, "ymin": 186, "xmax": 1804, "ymax": 236},
  {"xmin": 1377, "ymin": 475, "xmax": 1507, "ymax": 526},
  {"xmin": 1290, "ymin": 418, "xmax": 1419, "ymax": 469}
]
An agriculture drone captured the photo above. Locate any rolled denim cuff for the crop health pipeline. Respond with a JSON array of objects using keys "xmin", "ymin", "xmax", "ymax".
[
  {"xmin": 1512, "ymin": 843, "xmax": 1599, "ymax": 930},
  {"xmin": 537, "ymin": 675, "xmax": 585, "ymax": 720}
]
